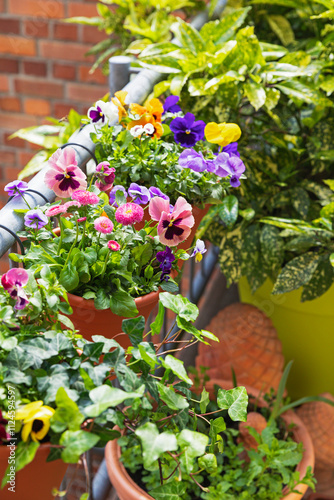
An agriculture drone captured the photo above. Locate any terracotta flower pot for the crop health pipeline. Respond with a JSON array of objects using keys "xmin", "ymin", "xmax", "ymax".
[
  {"xmin": 105, "ymin": 379, "xmax": 314, "ymax": 500},
  {"xmin": 0, "ymin": 443, "xmax": 67, "ymax": 500}
]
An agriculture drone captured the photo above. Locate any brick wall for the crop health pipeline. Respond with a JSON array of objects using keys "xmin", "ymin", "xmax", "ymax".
[{"xmin": 0, "ymin": 0, "xmax": 109, "ymax": 211}]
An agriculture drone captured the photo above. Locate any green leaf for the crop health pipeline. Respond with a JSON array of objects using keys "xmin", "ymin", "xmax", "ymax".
[
  {"xmin": 200, "ymin": 8, "xmax": 251, "ymax": 44},
  {"xmin": 132, "ymin": 242, "xmax": 152, "ymax": 266},
  {"xmin": 290, "ymin": 187, "xmax": 310, "ymax": 218},
  {"xmin": 159, "ymin": 293, "xmax": 198, "ymax": 322},
  {"xmin": 301, "ymin": 256, "xmax": 333, "ymax": 302},
  {"xmin": 150, "ymin": 301, "xmax": 165, "ymax": 336},
  {"xmin": 244, "ymin": 79, "xmax": 266, "ymax": 111},
  {"xmin": 266, "ymin": 15, "xmax": 295, "ymax": 46},
  {"xmin": 85, "ymin": 384, "xmax": 145, "ymax": 417},
  {"xmin": 177, "ymin": 429, "xmax": 209, "ymax": 473},
  {"xmin": 122, "ymin": 316, "xmax": 145, "ymax": 346},
  {"xmin": 218, "ymin": 195, "xmax": 238, "ymax": 227},
  {"xmin": 276, "ymin": 80, "xmax": 333, "ymax": 108},
  {"xmin": 135, "ymin": 422, "xmax": 178, "ymax": 468},
  {"xmin": 157, "ymin": 382, "xmax": 189, "ymax": 411},
  {"xmin": 59, "ymin": 262, "xmax": 79, "ymax": 291},
  {"xmin": 198, "ymin": 453, "xmax": 218, "ymax": 473},
  {"xmin": 94, "ymin": 288, "xmax": 110, "ymax": 310},
  {"xmin": 150, "ymin": 482, "xmax": 186, "ymax": 500},
  {"xmin": 162, "ymin": 355, "xmax": 192, "ymax": 385},
  {"xmin": 272, "ymin": 253, "xmax": 321, "ymax": 295},
  {"xmin": 137, "ymin": 342, "xmax": 159, "ymax": 369},
  {"xmin": 260, "ymin": 225, "xmax": 284, "ymax": 276},
  {"xmin": 60, "ymin": 430, "xmax": 100, "ymax": 463},
  {"xmin": 110, "ymin": 290, "xmax": 138, "ymax": 318},
  {"xmin": 199, "ymin": 388, "xmax": 210, "ymax": 414},
  {"xmin": 171, "ymin": 18, "xmax": 205, "ymax": 54},
  {"xmin": 51, "ymin": 387, "xmax": 84, "ymax": 433},
  {"xmin": 217, "ymin": 386, "xmax": 248, "ymax": 422},
  {"xmin": 18, "ymin": 150, "xmax": 50, "ymax": 180}
]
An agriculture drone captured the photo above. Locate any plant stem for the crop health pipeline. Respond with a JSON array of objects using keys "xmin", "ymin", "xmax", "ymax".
[{"xmin": 158, "ymin": 458, "xmax": 163, "ymax": 485}]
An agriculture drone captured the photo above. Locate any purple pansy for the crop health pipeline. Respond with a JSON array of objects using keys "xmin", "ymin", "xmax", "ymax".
[
  {"xmin": 163, "ymin": 96, "xmax": 182, "ymax": 114},
  {"xmin": 213, "ymin": 153, "xmax": 246, "ymax": 187},
  {"xmin": 149, "ymin": 187, "xmax": 169, "ymax": 201},
  {"xmin": 4, "ymin": 180, "xmax": 29, "ymax": 198},
  {"xmin": 222, "ymin": 142, "xmax": 240, "ymax": 158},
  {"xmin": 170, "ymin": 113, "xmax": 205, "ymax": 148},
  {"xmin": 1, "ymin": 268, "xmax": 30, "ymax": 310},
  {"xmin": 156, "ymin": 247, "xmax": 175, "ymax": 281},
  {"xmin": 87, "ymin": 100, "xmax": 118, "ymax": 126},
  {"xmin": 128, "ymin": 183, "xmax": 150, "ymax": 205},
  {"xmin": 179, "ymin": 149, "xmax": 208, "ymax": 173},
  {"xmin": 95, "ymin": 161, "xmax": 116, "ymax": 192},
  {"xmin": 24, "ymin": 209, "xmax": 48, "ymax": 230},
  {"xmin": 109, "ymin": 185, "xmax": 128, "ymax": 207}
]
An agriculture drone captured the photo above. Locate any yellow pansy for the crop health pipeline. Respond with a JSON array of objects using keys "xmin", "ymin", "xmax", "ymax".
[
  {"xmin": 15, "ymin": 401, "xmax": 55, "ymax": 443},
  {"xmin": 205, "ymin": 122, "xmax": 241, "ymax": 147},
  {"xmin": 111, "ymin": 90, "xmax": 128, "ymax": 120}
]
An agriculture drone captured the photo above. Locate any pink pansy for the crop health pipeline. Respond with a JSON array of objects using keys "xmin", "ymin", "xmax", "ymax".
[
  {"xmin": 108, "ymin": 240, "xmax": 120, "ymax": 251},
  {"xmin": 45, "ymin": 147, "xmax": 87, "ymax": 198},
  {"xmin": 1, "ymin": 268, "xmax": 30, "ymax": 310},
  {"xmin": 72, "ymin": 190, "xmax": 100, "ymax": 206},
  {"xmin": 45, "ymin": 205, "xmax": 66, "ymax": 217},
  {"xmin": 94, "ymin": 216, "xmax": 114, "ymax": 234},
  {"xmin": 115, "ymin": 203, "xmax": 144, "ymax": 225},
  {"xmin": 149, "ymin": 196, "xmax": 194, "ymax": 247},
  {"xmin": 63, "ymin": 200, "xmax": 82, "ymax": 211}
]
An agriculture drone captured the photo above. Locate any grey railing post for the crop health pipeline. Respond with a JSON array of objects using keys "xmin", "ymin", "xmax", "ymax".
[{"xmin": 109, "ymin": 55, "xmax": 132, "ymax": 96}]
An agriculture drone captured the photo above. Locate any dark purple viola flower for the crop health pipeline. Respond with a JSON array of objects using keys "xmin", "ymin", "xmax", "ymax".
[
  {"xmin": 24, "ymin": 209, "xmax": 48, "ymax": 230},
  {"xmin": 163, "ymin": 96, "xmax": 182, "ymax": 114},
  {"xmin": 128, "ymin": 183, "xmax": 150, "ymax": 205},
  {"xmin": 109, "ymin": 185, "xmax": 128, "ymax": 207},
  {"xmin": 222, "ymin": 142, "xmax": 240, "ymax": 158},
  {"xmin": 170, "ymin": 113, "xmax": 205, "ymax": 148},
  {"xmin": 4, "ymin": 180, "xmax": 29, "ymax": 198},
  {"xmin": 179, "ymin": 149, "xmax": 207, "ymax": 173},
  {"xmin": 149, "ymin": 187, "xmax": 169, "ymax": 201},
  {"xmin": 1, "ymin": 268, "xmax": 30, "ymax": 311},
  {"xmin": 156, "ymin": 247, "xmax": 175, "ymax": 281},
  {"xmin": 88, "ymin": 102, "xmax": 106, "ymax": 125}
]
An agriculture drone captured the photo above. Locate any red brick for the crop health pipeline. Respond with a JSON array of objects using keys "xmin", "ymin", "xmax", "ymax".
[
  {"xmin": 53, "ymin": 102, "xmax": 75, "ymax": 119},
  {"xmin": 0, "ymin": 97, "xmax": 21, "ymax": 112},
  {"xmin": 0, "ymin": 58, "xmax": 19, "ymax": 74},
  {"xmin": 79, "ymin": 66, "xmax": 106, "ymax": 85},
  {"xmin": 68, "ymin": 2, "xmax": 98, "ymax": 17},
  {"xmin": 67, "ymin": 83, "xmax": 109, "ymax": 103},
  {"xmin": 15, "ymin": 77, "xmax": 63, "ymax": 98},
  {"xmin": 24, "ymin": 19, "xmax": 49, "ymax": 38},
  {"xmin": 23, "ymin": 60, "xmax": 47, "ymax": 77},
  {"xmin": 0, "ymin": 112, "xmax": 38, "ymax": 130},
  {"xmin": 0, "ymin": 18, "xmax": 21, "ymax": 35},
  {"xmin": 19, "ymin": 151, "xmax": 35, "ymax": 168},
  {"xmin": 53, "ymin": 22, "xmax": 78, "ymax": 41},
  {"xmin": 8, "ymin": 0, "xmax": 65, "ymax": 19},
  {"xmin": 5, "ymin": 166, "xmax": 23, "ymax": 180},
  {"xmin": 39, "ymin": 40, "xmax": 93, "ymax": 62},
  {"xmin": 82, "ymin": 26, "xmax": 106, "ymax": 44},
  {"xmin": 0, "ymin": 0, "xmax": 4, "ymax": 13},
  {"xmin": 0, "ymin": 75, "xmax": 9, "ymax": 92},
  {"xmin": 0, "ymin": 35, "xmax": 36, "ymax": 56},
  {"xmin": 1, "ymin": 151, "xmax": 16, "ymax": 164},
  {"xmin": 24, "ymin": 98, "xmax": 51, "ymax": 116},
  {"xmin": 4, "ymin": 133, "xmax": 26, "ymax": 148},
  {"xmin": 53, "ymin": 63, "xmax": 76, "ymax": 80},
  {"xmin": 86, "ymin": 25, "xmax": 109, "ymax": 45}
]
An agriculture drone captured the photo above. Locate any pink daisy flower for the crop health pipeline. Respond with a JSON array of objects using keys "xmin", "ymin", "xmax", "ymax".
[
  {"xmin": 63, "ymin": 200, "xmax": 82, "ymax": 211},
  {"xmin": 72, "ymin": 190, "xmax": 100, "ymax": 206},
  {"xmin": 77, "ymin": 217, "xmax": 87, "ymax": 223},
  {"xmin": 45, "ymin": 205, "xmax": 66, "ymax": 217},
  {"xmin": 149, "ymin": 196, "xmax": 194, "ymax": 246},
  {"xmin": 115, "ymin": 203, "xmax": 144, "ymax": 225},
  {"xmin": 45, "ymin": 147, "xmax": 87, "ymax": 198},
  {"xmin": 108, "ymin": 240, "xmax": 120, "ymax": 251},
  {"xmin": 94, "ymin": 216, "xmax": 114, "ymax": 234}
]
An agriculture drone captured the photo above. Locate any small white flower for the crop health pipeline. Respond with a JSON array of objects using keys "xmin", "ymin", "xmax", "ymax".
[
  {"xmin": 130, "ymin": 125, "xmax": 144, "ymax": 137},
  {"xmin": 88, "ymin": 100, "xmax": 119, "ymax": 127},
  {"xmin": 143, "ymin": 123, "xmax": 155, "ymax": 135}
]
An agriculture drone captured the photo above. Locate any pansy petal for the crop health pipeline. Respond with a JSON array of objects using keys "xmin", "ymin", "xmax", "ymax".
[{"xmin": 149, "ymin": 196, "xmax": 170, "ymax": 221}]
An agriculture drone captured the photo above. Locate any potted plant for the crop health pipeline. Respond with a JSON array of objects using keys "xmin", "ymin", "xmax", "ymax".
[{"xmin": 0, "ymin": 290, "xmax": 217, "ymax": 499}]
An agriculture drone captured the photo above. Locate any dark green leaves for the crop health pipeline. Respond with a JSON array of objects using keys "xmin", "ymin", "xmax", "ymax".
[
  {"xmin": 110, "ymin": 290, "xmax": 138, "ymax": 317},
  {"xmin": 59, "ymin": 262, "xmax": 79, "ymax": 291},
  {"xmin": 218, "ymin": 195, "xmax": 239, "ymax": 228},
  {"xmin": 122, "ymin": 316, "xmax": 145, "ymax": 346},
  {"xmin": 272, "ymin": 252, "xmax": 320, "ymax": 295}
]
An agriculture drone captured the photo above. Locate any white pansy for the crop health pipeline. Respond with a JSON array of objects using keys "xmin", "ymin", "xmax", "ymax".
[{"xmin": 130, "ymin": 125, "xmax": 144, "ymax": 137}]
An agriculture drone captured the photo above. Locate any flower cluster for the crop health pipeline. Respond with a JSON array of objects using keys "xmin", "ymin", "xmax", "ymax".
[{"xmin": 1, "ymin": 268, "xmax": 30, "ymax": 310}]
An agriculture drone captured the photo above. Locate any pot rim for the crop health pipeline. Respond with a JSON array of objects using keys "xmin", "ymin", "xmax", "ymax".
[{"xmin": 67, "ymin": 289, "xmax": 160, "ymax": 310}]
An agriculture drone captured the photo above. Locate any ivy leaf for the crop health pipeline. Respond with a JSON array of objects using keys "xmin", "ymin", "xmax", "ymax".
[
  {"xmin": 272, "ymin": 252, "xmax": 320, "ymax": 295},
  {"xmin": 218, "ymin": 195, "xmax": 238, "ymax": 228},
  {"xmin": 85, "ymin": 384, "xmax": 145, "ymax": 417},
  {"xmin": 121, "ymin": 316, "xmax": 145, "ymax": 347},
  {"xmin": 217, "ymin": 386, "xmax": 248, "ymax": 422},
  {"xmin": 135, "ymin": 422, "xmax": 178, "ymax": 468},
  {"xmin": 150, "ymin": 482, "xmax": 186, "ymax": 500},
  {"xmin": 150, "ymin": 301, "xmax": 165, "ymax": 336},
  {"xmin": 159, "ymin": 293, "xmax": 198, "ymax": 322},
  {"xmin": 162, "ymin": 355, "xmax": 192, "ymax": 385},
  {"xmin": 177, "ymin": 429, "xmax": 209, "ymax": 473},
  {"xmin": 157, "ymin": 382, "xmax": 189, "ymax": 411},
  {"xmin": 60, "ymin": 430, "xmax": 100, "ymax": 463},
  {"xmin": 51, "ymin": 387, "xmax": 84, "ymax": 433},
  {"xmin": 199, "ymin": 388, "xmax": 210, "ymax": 414},
  {"xmin": 198, "ymin": 453, "xmax": 218, "ymax": 473}
]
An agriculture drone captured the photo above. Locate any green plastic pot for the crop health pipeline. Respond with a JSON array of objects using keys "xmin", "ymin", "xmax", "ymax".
[{"xmin": 238, "ymin": 276, "xmax": 334, "ymax": 400}]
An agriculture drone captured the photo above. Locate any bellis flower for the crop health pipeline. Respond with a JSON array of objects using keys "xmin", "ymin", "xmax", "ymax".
[
  {"xmin": 45, "ymin": 147, "xmax": 87, "ymax": 198},
  {"xmin": 63, "ymin": 200, "xmax": 82, "ymax": 211},
  {"xmin": 108, "ymin": 240, "xmax": 120, "ymax": 251},
  {"xmin": 15, "ymin": 401, "xmax": 55, "ymax": 443},
  {"xmin": 94, "ymin": 217, "xmax": 114, "ymax": 234},
  {"xmin": 170, "ymin": 113, "xmax": 205, "ymax": 147},
  {"xmin": 205, "ymin": 122, "xmax": 241, "ymax": 147},
  {"xmin": 4, "ymin": 180, "xmax": 29, "ymax": 198},
  {"xmin": 24, "ymin": 209, "xmax": 48, "ymax": 230},
  {"xmin": 149, "ymin": 187, "xmax": 169, "ymax": 201},
  {"xmin": 109, "ymin": 185, "xmax": 128, "ymax": 207},
  {"xmin": 88, "ymin": 100, "xmax": 119, "ymax": 126},
  {"xmin": 128, "ymin": 183, "xmax": 150, "ymax": 205},
  {"xmin": 115, "ymin": 203, "xmax": 144, "ymax": 225},
  {"xmin": 149, "ymin": 196, "xmax": 194, "ymax": 247},
  {"xmin": 191, "ymin": 239, "xmax": 207, "ymax": 262},
  {"xmin": 95, "ymin": 161, "xmax": 116, "ymax": 192},
  {"xmin": 77, "ymin": 216, "xmax": 87, "ymax": 223},
  {"xmin": 163, "ymin": 95, "xmax": 182, "ymax": 114},
  {"xmin": 156, "ymin": 247, "xmax": 175, "ymax": 281},
  {"xmin": 1, "ymin": 268, "xmax": 30, "ymax": 310},
  {"xmin": 72, "ymin": 190, "xmax": 100, "ymax": 206},
  {"xmin": 45, "ymin": 205, "xmax": 66, "ymax": 217},
  {"xmin": 179, "ymin": 149, "xmax": 207, "ymax": 173}
]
